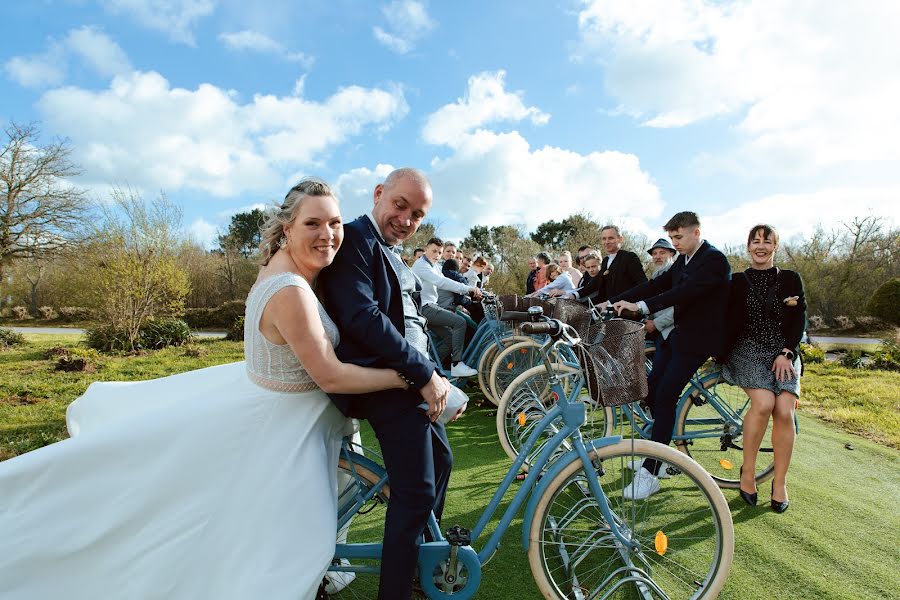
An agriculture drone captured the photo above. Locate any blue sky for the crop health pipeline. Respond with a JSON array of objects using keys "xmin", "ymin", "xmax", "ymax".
[{"xmin": 3, "ymin": 0, "xmax": 898, "ymax": 250}]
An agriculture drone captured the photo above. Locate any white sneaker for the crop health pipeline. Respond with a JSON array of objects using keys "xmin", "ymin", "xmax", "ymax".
[
  {"xmin": 623, "ymin": 467, "xmax": 661, "ymax": 500},
  {"xmin": 626, "ymin": 458, "xmax": 671, "ymax": 479},
  {"xmin": 450, "ymin": 361, "xmax": 478, "ymax": 377}
]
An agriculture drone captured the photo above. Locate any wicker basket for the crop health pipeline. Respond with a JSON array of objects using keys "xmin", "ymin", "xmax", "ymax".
[{"xmin": 574, "ymin": 319, "xmax": 647, "ymax": 407}]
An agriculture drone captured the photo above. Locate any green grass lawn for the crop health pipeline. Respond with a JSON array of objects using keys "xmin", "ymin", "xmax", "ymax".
[{"xmin": 1, "ymin": 334, "xmax": 899, "ymax": 598}]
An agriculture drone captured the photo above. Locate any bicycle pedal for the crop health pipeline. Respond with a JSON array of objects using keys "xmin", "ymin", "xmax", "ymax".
[
  {"xmin": 445, "ymin": 525, "xmax": 471, "ymax": 546},
  {"xmin": 664, "ymin": 465, "xmax": 681, "ymax": 477}
]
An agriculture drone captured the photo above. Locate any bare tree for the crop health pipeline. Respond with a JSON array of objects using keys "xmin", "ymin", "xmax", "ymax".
[{"xmin": 0, "ymin": 122, "xmax": 90, "ymax": 283}]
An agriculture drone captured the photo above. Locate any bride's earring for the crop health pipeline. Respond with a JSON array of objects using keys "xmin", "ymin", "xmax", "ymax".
[{"xmin": 279, "ymin": 235, "xmax": 288, "ymax": 248}]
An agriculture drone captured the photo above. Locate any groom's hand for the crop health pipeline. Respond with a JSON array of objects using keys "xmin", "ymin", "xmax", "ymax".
[{"xmin": 421, "ymin": 371, "xmax": 450, "ymax": 422}]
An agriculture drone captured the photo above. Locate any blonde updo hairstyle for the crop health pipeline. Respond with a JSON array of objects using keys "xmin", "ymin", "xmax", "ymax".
[{"xmin": 258, "ymin": 178, "xmax": 337, "ymax": 266}]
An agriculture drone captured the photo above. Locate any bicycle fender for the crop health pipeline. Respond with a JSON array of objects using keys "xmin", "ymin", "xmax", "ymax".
[{"xmin": 520, "ymin": 435, "xmax": 621, "ymax": 551}]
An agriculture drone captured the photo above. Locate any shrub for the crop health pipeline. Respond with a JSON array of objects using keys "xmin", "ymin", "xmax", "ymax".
[
  {"xmin": 85, "ymin": 325, "xmax": 134, "ymax": 352},
  {"xmin": 225, "ymin": 316, "xmax": 245, "ymax": 342},
  {"xmin": 0, "ymin": 327, "xmax": 26, "ymax": 349},
  {"xmin": 866, "ymin": 277, "xmax": 900, "ymax": 326},
  {"xmin": 0, "ymin": 307, "xmax": 11, "ymax": 318},
  {"xmin": 800, "ymin": 343, "xmax": 825, "ymax": 364},
  {"xmin": 871, "ymin": 336, "xmax": 900, "ymax": 371},
  {"xmin": 808, "ymin": 315, "xmax": 826, "ymax": 330},
  {"xmin": 41, "ymin": 346, "xmax": 75, "ymax": 359},
  {"xmin": 181, "ymin": 300, "xmax": 246, "ymax": 329},
  {"xmin": 11, "ymin": 305, "xmax": 29, "ymax": 320},
  {"xmin": 58, "ymin": 306, "xmax": 96, "ymax": 322},
  {"xmin": 37, "ymin": 306, "xmax": 58, "ymax": 320},
  {"xmin": 839, "ymin": 349, "xmax": 866, "ymax": 369},
  {"xmin": 181, "ymin": 343, "xmax": 207, "ymax": 358},
  {"xmin": 853, "ymin": 315, "xmax": 886, "ymax": 333},
  {"xmin": 834, "ymin": 315, "xmax": 853, "ymax": 330},
  {"xmin": 54, "ymin": 348, "xmax": 102, "ymax": 372},
  {"xmin": 139, "ymin": 318, "xmax": 193, "ymax": 350}
]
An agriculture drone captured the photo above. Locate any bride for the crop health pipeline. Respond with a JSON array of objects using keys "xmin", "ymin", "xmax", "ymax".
[{"xmin": 0, "ymin": 179, "xmax": 411, "ymax": 599}]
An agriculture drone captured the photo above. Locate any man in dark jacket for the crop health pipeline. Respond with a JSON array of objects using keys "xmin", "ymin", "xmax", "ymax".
[
  {"xmin": 566, "ymin": 227, "xmax": 646, "ymax": 302},
  {"xmin": 607, "ymin": 212, "xmax": 731, "ymax": 500},
  {"xmin": 525, "ymin": 256, "xmax": 538, "ymax": 295}
]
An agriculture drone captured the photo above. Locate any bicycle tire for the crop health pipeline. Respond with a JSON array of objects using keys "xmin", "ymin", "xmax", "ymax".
[
  {"xmin": 330, "ymin": 457, "xmax": 390, "ymax": 599},
  {"xmin": 489, "ymin": 339, "xmax": 544, "ymax": 408},
  {"xmin": 674, "ymin": 371, "xmax": 776, "ymax": 489},
  {"xmin": 478, "ymin": 335, "xmax": 529, "ymax": 405},
  {"xmin": 496, "ymin": 364, "xmax": 613, "ymax": 470},
  {"xmin": 528, "ymin": 439, "xmax": 734, "ymax": 600}
]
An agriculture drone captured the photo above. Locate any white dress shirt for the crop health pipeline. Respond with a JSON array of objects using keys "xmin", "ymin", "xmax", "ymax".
[
  {"xmin": 538, "ymin": 272, "xmax": 576, "ymax": 296},
  {"xmin": 412, "ymin": 256, "xmax": 472, "ymax": 307}
]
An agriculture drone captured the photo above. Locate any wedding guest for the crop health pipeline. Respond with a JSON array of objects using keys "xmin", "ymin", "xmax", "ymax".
[
  {"xmin": 530, "ymin": 263, "xmax": 576, "ymax": 298},
  {"xmin": 721, "ymin": 224, "xmax": 805, "ymax": 513},
  {"xmin": 482, "ymin": 262, "xmax": 494, "ymax": 287},
  {"xmin": 558, "ymin": 250, "xmax": 582, "ymax": 287},
  {"xmin": 465, "ymin": 256, "xmax": 487, "ymax": 287},
  {"xmin": 533, "ymin": 252, "xmax": 552, "ymax": 292},
  {"xmin": 643, "ymin": 238, "xmax": 677, "ymax": 346},
  {"xmin": 525, "ymin": 257, "xmax": 539, "ymax": 294}
]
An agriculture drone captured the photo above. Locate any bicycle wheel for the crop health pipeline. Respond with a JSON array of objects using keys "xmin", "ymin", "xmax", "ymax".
[
  {"xmin": 496, "ymin": 364, "xmax": 613, "ymax": 469},
  {"xmin": 330, "ymin": 456, "xmax": 390, "ymax": 599},
  {"xmin": 490, "ymin": 339, "xmax": 544, "ymax": 407},
  {"xmin": 674, "ymin": 371, "xmax": 775, "ymax": 489},
  {"xmin": 478, "ymin": 335, "xmax": 529, "ymax": 405},
  {"xmin": 528, "ymin": 439, "xmax": 734, "ymax": 600}
]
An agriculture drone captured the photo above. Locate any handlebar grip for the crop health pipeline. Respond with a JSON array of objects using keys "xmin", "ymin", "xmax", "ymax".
[{"xmin": 521, "ymin": 321, "xmax": 560, "ymax": 336}]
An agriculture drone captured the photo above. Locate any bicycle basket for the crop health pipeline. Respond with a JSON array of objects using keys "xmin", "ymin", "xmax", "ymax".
[
  {"xmin": 546, "ymin": 298, "xmax": 592, "ymax": 340},
  {"xmin": 574, "ymin": 319, "xmax": 647, "ymax": 407}
]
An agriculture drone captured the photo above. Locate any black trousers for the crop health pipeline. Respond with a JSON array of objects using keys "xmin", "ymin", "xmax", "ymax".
[
  {"xmin": 643, "ymin": 333, "xmax": 707, "ymax": 475},
  {"xmin": 364, "ymin": 403, "xmax": 453, "ymax": 600}
]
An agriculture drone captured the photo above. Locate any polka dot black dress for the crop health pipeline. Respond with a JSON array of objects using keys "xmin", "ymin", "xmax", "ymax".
[{"xmin": 722, "ymin": 267, "xmax": 801, "ymax": 396}]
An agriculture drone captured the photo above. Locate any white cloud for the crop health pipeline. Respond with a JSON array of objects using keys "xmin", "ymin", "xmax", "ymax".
[
  {"xmin": 36, "ymin": 71, "xmax": 408, "ymax": 197},
  {"xmin": 703, "ymin": 186, "xmax": 900, "ymax": 248},
  {"xmin": 218, "ymin": 30, "xmax": 313, "ymax": 67},
  {"xmin": 4, "ymin": 47, "xmax": 67, "ymax": 88},
  {"xmin": 575, "ymin": 0, "xmax": 900, "ymax": 172},
  {"xmin": 411, "ymin": 69, "xmax": 661, "ymax": 241},
  {"xmin": 373, "ymin": 0, "xmax": 435, "ymax": 54},
  {"xmin": 66, "ymin": 26, "xmax": 133, "ymax": 78},
  {"xmin": 333, "ymin": 164, "xmax": 396, "ymax": 220},
  {"xmin": 100, "ymin": 0, "xmax": 216, "ymax": 45},
  {"xmin": 427, "ymin": 130, "xmax": 663, "ymax": 235},
  {"xmin": 188, "ymin": 217, "xmax": 218, "ymax": 248},
  {"xmin": 422, "ymin": 70, "xmax": 550, "ymax": 146},
  {"xmin": 4, "ymin": 27, "xmax": 130, "ymax": 88}
]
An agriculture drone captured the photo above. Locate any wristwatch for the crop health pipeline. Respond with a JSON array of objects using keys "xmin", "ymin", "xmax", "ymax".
[{"xmin": 779, "ymin": 349, "xmax": 795, "ymax": 361}]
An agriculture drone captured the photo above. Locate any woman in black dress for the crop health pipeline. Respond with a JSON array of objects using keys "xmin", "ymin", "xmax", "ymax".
[{"xmin": 722, "ymin": 224, "xmax": 806, "ymax": 513}]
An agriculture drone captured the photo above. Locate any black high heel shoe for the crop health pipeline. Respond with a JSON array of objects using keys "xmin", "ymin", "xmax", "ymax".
[
  {"xmin": 738, "ymin": 466, "xmax": 757, "ymax": 506},
  {"xmin": 771, "ymin": 483, "xmax": 789, "ymax": 513}
]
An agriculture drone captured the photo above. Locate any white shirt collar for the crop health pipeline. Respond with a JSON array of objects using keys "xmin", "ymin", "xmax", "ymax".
[
  {"xmin": 366, "ymin": 212, "xmax": 387, "ymax": 244},
  {"xmin": 684, "ymin": 239, "xmax": 704, "ymax": 264}
]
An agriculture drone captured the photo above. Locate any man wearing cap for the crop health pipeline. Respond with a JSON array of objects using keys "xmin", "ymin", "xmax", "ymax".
[{"xmin": 644, "ymin": 238, "xmax": 677, "ymax": 344}]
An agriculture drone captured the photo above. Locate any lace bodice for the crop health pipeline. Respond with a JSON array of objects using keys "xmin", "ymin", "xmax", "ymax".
[{"xmin": 244, "ymin": 272, "xmax": 340, "ymax": 392}]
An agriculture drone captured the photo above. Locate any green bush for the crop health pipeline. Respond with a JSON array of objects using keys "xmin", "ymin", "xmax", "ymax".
[
  {"xmin": 839, "ymin": 349, "xmax": 866, "ymax": 369},
  {"xmin": 866, "ymin": 278, "xmax": 900, "ymax": 326},
  {"xmin": 139, "ymin": 318, "xmax": 193, "ymax": 350},
  {"xmin": 54, "ymin": 348, "xmax": 102, "ymax": 372},
  {"xmin": 58, "ymin": 306, "xmax": 96, "ymax": 322},
  {"xmin": 225, "ymin": 316, "xmax": 245, "ymax": 342},
  {"xmin": 871, "ymin": 336, "xmax": 900, "ymax": 371},
  {"xmin": 800, "ymin": 342, "xmax": 826, "ymax": 364},
  {"xmin": 85, "ymin": 325, "xmax": 134, "ymax": 352},
  {"xmin": 181, "ymin": 300, "xmax": 246, "ymax": 329},
  {"xmin": 0, "ymin": 327, "xmax": 26, "ymax": 349}
]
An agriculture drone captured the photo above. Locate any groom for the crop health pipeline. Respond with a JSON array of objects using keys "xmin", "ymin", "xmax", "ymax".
[{"xmin": 321, "ymin": 168, "xmax": 453, "ymax": 600}]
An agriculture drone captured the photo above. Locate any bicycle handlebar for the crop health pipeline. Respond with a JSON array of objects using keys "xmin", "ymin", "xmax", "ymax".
[{"xmin": 521, "ymin": 321, "xmax": 560, "ymax": 336}]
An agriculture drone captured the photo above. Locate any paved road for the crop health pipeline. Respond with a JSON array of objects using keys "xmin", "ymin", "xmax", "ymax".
[
  {"xmin": 808, "ymin": 335, "xmax": 881, "ymax": 346},
  {"xmin": 6, "ymin": 326, "xmax": 227, "ymax": 339}
]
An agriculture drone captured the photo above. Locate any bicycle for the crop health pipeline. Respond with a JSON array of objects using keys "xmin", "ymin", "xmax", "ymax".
[
  {"xmin": 330, "ymin": 311, "xmax": 734, "ymax": 599},
  {"xmin": 497, "ymin": 307, "xmax": 788, "ymax": 489}
]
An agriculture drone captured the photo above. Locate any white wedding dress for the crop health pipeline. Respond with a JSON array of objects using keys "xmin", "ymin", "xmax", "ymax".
[{"xmin": 0, "ymin": 272, "xmax": 350, "ymax": 599}]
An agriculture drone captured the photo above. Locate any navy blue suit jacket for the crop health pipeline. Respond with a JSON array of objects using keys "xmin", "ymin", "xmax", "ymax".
[
  {"xmin": 320, "ymin": 216, "xmax": 436, "ymax": 417},
  {"xmin": 610, "ymin": 240, "xmax": 731, "ymax": 358}
]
